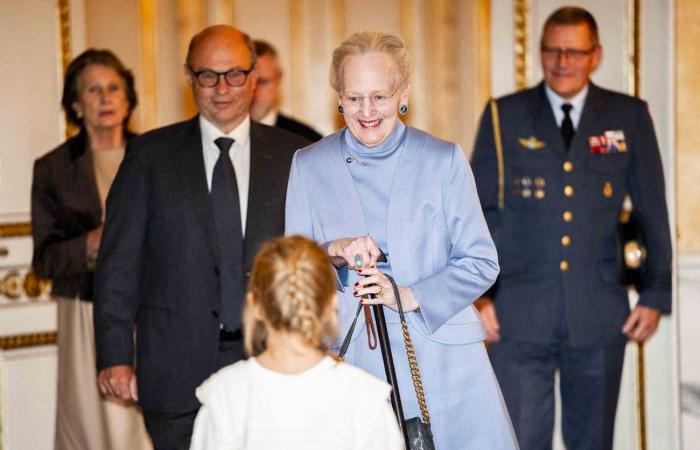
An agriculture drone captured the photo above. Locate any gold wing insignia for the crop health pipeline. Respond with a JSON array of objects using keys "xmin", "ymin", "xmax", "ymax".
[{"xmin": 518, "ymin": 136, "xmax": 546, "ymax": 150}]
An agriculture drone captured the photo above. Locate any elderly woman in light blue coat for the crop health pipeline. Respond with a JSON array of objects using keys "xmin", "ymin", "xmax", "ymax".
[{"xmin": 285, "ymin": 31, "xmax": 518, "ymax": 450}]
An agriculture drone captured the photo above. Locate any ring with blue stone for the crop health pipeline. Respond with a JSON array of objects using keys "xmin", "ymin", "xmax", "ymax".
[{"xmin": 354, "ymin": 254, "xmax": 363, "ymax": 267}]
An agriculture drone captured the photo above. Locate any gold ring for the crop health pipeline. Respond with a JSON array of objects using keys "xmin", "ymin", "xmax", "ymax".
[{"xmin": 377, "ymin": 284, "xmax": 384, "ymax": 298}]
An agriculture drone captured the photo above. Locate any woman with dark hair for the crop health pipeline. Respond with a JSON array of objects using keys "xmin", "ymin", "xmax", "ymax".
[{"xmin": 31, "ymin": 49, "xmax": 151, "ymax": 450}]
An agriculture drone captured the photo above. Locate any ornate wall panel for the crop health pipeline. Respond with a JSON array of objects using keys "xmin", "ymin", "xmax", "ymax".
[
  {"xmin": 0, "ymin": 2, "xmax": 62, "ymax": 447},
  {"xmin": 227, "ymin": 0, "xmax": 489, "ymax": 149},
  {"xmin": 676, "ymin": 0, "xmax": 700, "ymax": 252},
  {"xmin": 0, "ymin": 1, "xmax": 63, "ymax": 224},
  {"xmin": 676, "ymin": 2, "xmax": 700, "ymax": 446}
]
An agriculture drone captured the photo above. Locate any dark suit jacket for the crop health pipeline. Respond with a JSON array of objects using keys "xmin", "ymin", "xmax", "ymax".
[
  {"xmin": 94, "ymin": 117, "xmax": 309, "ymax": 412},
  {"xmin": 276, "ymin": 113, "xmax": 322, "ymax": 142},
  {"xmin": 471, "ymin": 82, "xmax": 672, "ymax": 347},
  {"xmin": 31, "ymin": 130, "xmax": 135, "ymax": 300}
]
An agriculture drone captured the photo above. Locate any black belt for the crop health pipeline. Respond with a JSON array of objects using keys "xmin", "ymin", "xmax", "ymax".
[{"xmin": 219, "ymin": 324, "xmax": 243, "ymax": 342}]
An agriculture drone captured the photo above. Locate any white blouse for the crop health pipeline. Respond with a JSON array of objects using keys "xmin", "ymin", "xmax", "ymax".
[{"xmin": 190, "ymin": 356, "xmax": 404, "ymax": 450}]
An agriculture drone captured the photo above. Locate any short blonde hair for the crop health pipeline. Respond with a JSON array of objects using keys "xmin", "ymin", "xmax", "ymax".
[
  {"xmin": 330, "ymin": 31, "xmax": 410, "ymax": 94},
  {"xmin": 244, "ymin": 236, "xmax": 338, "ymax": 357}
]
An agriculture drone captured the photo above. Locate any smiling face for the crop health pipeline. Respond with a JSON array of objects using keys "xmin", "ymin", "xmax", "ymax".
[
  {"xmin": 339, "ymin": 52, "xmax": 409, "ymax": 148},
  {"xmin": 187, "ymin": 27, "xmax": 257, "ymax": 134},
  {"xmin": 540, "ymin": 23, "xmax": 601, "ymax": 99},
  {"xmin": 72, "ymin": 64, "xmax": 129, "ymax": 133}
]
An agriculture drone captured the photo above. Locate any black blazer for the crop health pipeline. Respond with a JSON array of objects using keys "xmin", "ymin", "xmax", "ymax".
[
  {"xmin": 276, "ymin": 113, "xmax": 322, "ymax": 142},
  {"xmin": 31, "ymin": 130, "xmax": 135, "ymax": 301},
  {"xmin": 94, "ymin": 117, "xmax": 309, "ymax": 412}
]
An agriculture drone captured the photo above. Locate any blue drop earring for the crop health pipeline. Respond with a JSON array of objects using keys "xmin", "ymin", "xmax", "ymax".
[{"xmin": 399, "ymin": 104, "xmax": 408, "ymax": 115}]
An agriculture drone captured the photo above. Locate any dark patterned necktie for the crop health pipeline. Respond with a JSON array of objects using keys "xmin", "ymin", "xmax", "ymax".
[
  {"xmin": 561, "ymin": 103, "xmax": 574, "ymax": 149},
  {"xmin": 212, "ymin": 137, "xmax": 243, "ymax": 330}
]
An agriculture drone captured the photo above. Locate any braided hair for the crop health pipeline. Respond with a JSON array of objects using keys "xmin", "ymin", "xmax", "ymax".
[{"xmin": 244, "ymin": 236, "xmax": 338, "ymax": 357}]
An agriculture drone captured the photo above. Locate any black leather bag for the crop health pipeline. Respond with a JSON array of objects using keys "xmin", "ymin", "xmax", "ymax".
[{"xmin": 405, "ymin": 417, "xmax": 436, "ymax": 450}]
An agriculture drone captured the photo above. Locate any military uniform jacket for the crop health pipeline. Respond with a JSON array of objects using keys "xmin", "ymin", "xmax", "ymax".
[{"xmin": 471, "ymin": 82, "xmax": 672, "ymax": 347}]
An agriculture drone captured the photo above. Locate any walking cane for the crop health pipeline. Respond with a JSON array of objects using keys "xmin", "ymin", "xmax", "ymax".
[{"xmin": 334, "ymin": 251, "xmax": 411, "ymax": 449}]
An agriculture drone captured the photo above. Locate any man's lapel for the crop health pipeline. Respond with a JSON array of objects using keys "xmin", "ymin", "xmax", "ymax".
[
  {"xmin": 572, "ymin": 82, "xmax": 606, "ymax": 157},
  {"xmin": 174, "ymin": 116, "xmax": 220, "ymax": 265},
  {"xmin": 244, "ymin": 122, "xmax": 275, "ymax": 262},
  {"xmin": 532, "ymin": 82, "xmax": 568, "ymax": 159}
]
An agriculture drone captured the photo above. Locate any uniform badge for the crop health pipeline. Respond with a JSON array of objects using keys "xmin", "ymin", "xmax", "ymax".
[
  {"xmin": 589, "ymin": 130, "xmax": 627, "ymax": 154},
  {"xmin": 518, "ymin": 136, "xmax": 546, "ymax": 150},
  {"xmin": 604, "ymin": 130, "xmax": 627, "ymax": 153},
  {"xmin": 603, "ymin": 182, "xmax": 613, "ymax": 198}
]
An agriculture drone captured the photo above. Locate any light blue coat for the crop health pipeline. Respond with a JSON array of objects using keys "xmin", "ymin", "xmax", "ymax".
[{"xmin": 286, "ymin": 126, "xmax": 518, "ymax": 450}]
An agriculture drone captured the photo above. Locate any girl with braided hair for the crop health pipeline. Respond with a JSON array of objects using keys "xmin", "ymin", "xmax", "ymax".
[{"xmin": 190, "ymin": 235, "xmax": 403, "ymax": 450}]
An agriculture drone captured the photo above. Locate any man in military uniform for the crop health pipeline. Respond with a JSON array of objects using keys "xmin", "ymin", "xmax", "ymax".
[{"xmin": 471, "ymin": 7, "xmax": 672, "ymax": 450}]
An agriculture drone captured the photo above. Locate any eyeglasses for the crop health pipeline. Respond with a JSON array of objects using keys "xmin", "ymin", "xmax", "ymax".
[
  {"xmin": 340, "ymin": 90, "xmax": 396, "ymax": 109},
  {"xmin": 541, "ymin": 45, "xmax": 598, "ymax": 61},
  {"xmin": 189, "ymin": 66, "xmax": 254, "ymax": 88}
]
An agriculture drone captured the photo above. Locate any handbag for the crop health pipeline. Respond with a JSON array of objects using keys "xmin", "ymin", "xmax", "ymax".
[
  {"xmin": 385, "ymin": 274, "xmax": 436, "ymax": 450},
  {"xmin": 337, "ymin": 272, "xmax": 435, "ymax": 450}
]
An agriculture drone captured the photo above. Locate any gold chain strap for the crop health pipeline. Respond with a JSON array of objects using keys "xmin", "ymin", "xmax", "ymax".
[
  {"xmin": 384, "ymin": 273, "xmax": 432, "ymax": 425},
  {"xmin": 400, "ymin": 313, "xmax": 431, "ymax": 424}
]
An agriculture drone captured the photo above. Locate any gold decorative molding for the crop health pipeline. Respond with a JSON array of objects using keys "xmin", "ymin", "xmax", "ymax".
[
  {"xmin": 58, "ymin": 0, "xmax": 77, "ymax": 139},
  {"xmin": 0, "ymin": 332, "xmax": 57, "ymax": 350},
  {"xmin": 513, "ymin": 0, "xmax": 530, "ymax": 90},
  {"xmin": 58, "ymin": 0, "xmax": 71, "ymax": 76},
  {"xmin": 628, "ymin": 0, "xmax": 641, "ymax": 97},
  {"xmin": 676, "ymin": 0, "xmax": 700, "ymax": 251},
  {"xmin": 289, "ymin": 0, "xmax": 308, "ymax": 122},
  {"xmin": 477, "ymin": 0, "xmax": 491, "ymax": 105},
  {"xmin": 0, "ymin": 270, "xmax": 51, "ymax": 300},
  {"xmin": 627, "ymin": 2, "xmax": 647, "ymax": 449},
  {"xmin": 140, "ymin": 0, "xmax": 158, "ymax": 131},
  {"xmin": 636, "ymin": 341, "xmax": 647, "ymax": 450},
  {"xmin": 1, "ymin": 271, "xmax": 23, "ymax": 299},
  {"xmin": 177, "ymin": 0, "xmax": 206, "ymax": 118},
  {"xmin": 0, "ymin": 222, "xmax": 31, "ymax": 238},
  {"xmin": 23, "ymin": 272, "xmax": 52, "ymax": 298}
]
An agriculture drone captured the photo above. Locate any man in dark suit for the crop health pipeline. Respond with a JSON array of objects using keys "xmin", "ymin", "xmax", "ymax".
[
  {"xmin": 471, "ymin": 7, "xmax": 671, "ymax": 450},
  {"xmin": 93, "ymin": 25, "xmax": 310, "ymax": 449},
  {"xmin": 250, "ymin": 40, "xmax": 323, "ymax": 142}
]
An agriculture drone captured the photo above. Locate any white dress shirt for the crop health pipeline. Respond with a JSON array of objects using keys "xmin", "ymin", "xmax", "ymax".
[
  {"xmin": 259, "ymin": 109, "xmax": 278, "ymax": 127},
  {"xmin": 200, "ymin": 116, "xmax": 251, "ymax": 235},
  {"xmin": 545, "ymin": 83, "xmax": 589, "ymax": 130}
]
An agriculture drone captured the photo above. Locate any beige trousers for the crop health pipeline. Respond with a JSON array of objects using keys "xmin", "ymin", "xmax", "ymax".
[{"xmin": 55, "ymin": 297, "xmax": 152, "ymax": 450}]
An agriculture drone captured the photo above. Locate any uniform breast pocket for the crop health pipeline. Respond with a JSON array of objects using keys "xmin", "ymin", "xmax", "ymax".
[
  {"xmin": 586, "ymin": 153, "xmax": 629, "ymax": 173},
  {"xmin": 585, "ymin": 153, "xmax": 629, "ymax": 206}
]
